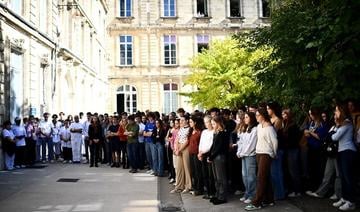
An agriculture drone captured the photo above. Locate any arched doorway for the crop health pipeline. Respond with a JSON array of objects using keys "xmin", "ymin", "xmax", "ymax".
[{"xmin": 117, "ymin": 85, "xmax": 137, "ymax": 114}]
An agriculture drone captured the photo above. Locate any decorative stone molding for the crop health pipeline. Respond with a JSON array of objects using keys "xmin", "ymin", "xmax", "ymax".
[
  {"xmin": 40, "ymin": 54, "xmax": 50, "ymax": 68},
  {"xmin": 10, "ymin": 38, "xmax": 25, "ymax": 54}
]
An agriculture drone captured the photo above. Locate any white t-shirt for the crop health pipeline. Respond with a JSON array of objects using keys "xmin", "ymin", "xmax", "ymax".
[
  {"xmin": 199, "ymin": 129, "xmax": 214, "ymax": 154},
  {"xmin": 178, "ymin": 127, "xmax": 190, "ymax": 144},
  {"xmin": 3, "ymin": 128, "xmax": 15, "ymax": 140},
  {"xmin": 39, "ymin": 119, "xmax": 52, "ymax": 138},
  {"xmin": 70, "ymin": 122, "xmax": 83, "ymax": 143},
  {"xmin": 12, "ymin": 125, "xmax": 26, "ymax": 147},
  {"xmin": 52, "ymin": 121, "xmax": 62, "ymax": 143},
  {"xmin": 138, "ymin": 122, "xmax": 145, "ymax": 143},
  {"xmin": 60, "ymin": 126, "xmax": 72, "ymax": 148}
]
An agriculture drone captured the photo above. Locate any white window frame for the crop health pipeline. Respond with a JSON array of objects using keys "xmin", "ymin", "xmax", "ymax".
[
  {"xmin": 119, "ymin": 0, "xmax": 132, "ymax": 17},
  {"xmin": 259, "ymin": 0, "xmax": 270, "ymax": 18},
  {"xmin": 196, "ymin": 0, "xmax": 209, "ymax": 17},
  {"xmin": 196, "ymin": 34, "xmax": 209, "ymax": 53},
  {"xmin": 228, "ymin": 0, "xmax": 242, "ymax": 18},
  {"xmin": 39, "ymin": 0, "xmax": 48, "ymax": 33},
  {"xmin": 163, "ymin": 35, "xmax": 177, "ymax": 65},
  {"xmin": 117, "ymin": 85, "xmax": 137, "ymax": 114},
  {"xmin": 163, "ymin": 83, "xmax": 178, "ymax": 114},
  {"xmin": 119, "ymin": 35, "xmax": 133, "ymax": 66},
  {"xmin": 163, "ymin": 0, "xmax": 176, "ymax": 17}
]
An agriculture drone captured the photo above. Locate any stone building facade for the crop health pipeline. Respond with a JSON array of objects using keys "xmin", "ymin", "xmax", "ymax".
[
  {"xmin": 107, "ymin": 0, "xmax": 270, "ymax": 114},
  {"xmin": 0, "ymin": 0, "xmax": 109, "ymax": 123}
]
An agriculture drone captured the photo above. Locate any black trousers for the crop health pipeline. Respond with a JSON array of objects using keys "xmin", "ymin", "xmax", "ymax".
[
  {"xmin": 15, "ymin": 146, "xmax": 27, "ymax": 166},
  {"xmin": 63, "ymin": 147, "xmax": 73, "ymax": 161},
  {"xmin": 119, "ymin": 141, "xmax": 128, "ymax": 167},
  {"xmin": 201, "ymin": 153, "xmax": 216, "ymax": 196},
  {"xmin": 25, "ymin": 137, "xmax": 36, "ymax": 165},
  {"xmin": 190, "ymin": 153, "xmax": 204, "ymax": 192},
  {"xmin": 90, "ymin": 142, "xmax": 100, "ymax": 165},
  {"xmin": 167, "ymin": 145, "xmax": 176, "ymax": 179}
]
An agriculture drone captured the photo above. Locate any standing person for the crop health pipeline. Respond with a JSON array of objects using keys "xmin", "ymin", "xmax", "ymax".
[
  {"xmin": 304, "ymin": 108, "xmax": 328, "ymax": 191},
  {"xmin": 107, "ymin": 116, "xmax": 120, "ymax": 167},
  {"xmin": 188, "ymin": 116, "xmax": 204, "ymax": 196},
  {"xmin": 2, "ymin": 121, "xmax": 16, "ymax": 170},
  {"xmin": 135, "ymin": 115, "xmax": 146, "ymax": 170},
  {"xmin": 152, "ymin": 119, "xmax": 166, "ymax": 176},
  {"xmin": 171, "ymin": 115, "xmax": 192, "ymax": 193},
  {"xmin": 12, "ymin": 117, "xmax": 27, "ymax": 168},
  {"xmin": 144, "ymin": 112, "xmax": 156, "ymax": 174},
  {"xmin": 331, "ymin": 104, "xmax": 357, "ymax": 211},
  {"xmin": 82, "ymin": 112, "xmax": 92, "ymax": 164},
  {"xmin": 24, "ymin": 116, "xmax": 36, "ymax": 165},
  {"xmin": 70, "ymin": 115, "xmax": 83, "ymax": 163},
  {"xmin": 125, "ymin": 115, "xmax": 140, "ymax": 173},
  {"xmin": 88, "ymin": 117, "xmax": 102, "ymax": 167},
  {"xmin": 282, "ymin": 109, "xmax": 302, "ymax": 198},
  {"xmin": 118, "ymin": 117, "xmax": 128, "ymax": 168},
  {"xmin": 245, "ymin": 108, "xmax": 278, "ymax": 211},
  {"xmin": 198, "ymin": 115, "xmax": 215, "ymax": 199},
  {"xmin": 51, "ymin": 114, "xmax": 62, "ymax": 161},
  {"xmin": 60, "ymin": 120, "xmax": 72, "ymax": 163},
  {"xmin": 207, "ymin": 116, "xmax": 229, "ymax": 205},
  {"xmin": 165, "ymin": 119, "xmax": 179, "ymax": 184},
  {"xmin": 38, "ymin": 112, "xmax": 53, "ymax": 163},
  {"xmin": 236, "ymin": 112, "xmax": 258, "ymax": 204}
]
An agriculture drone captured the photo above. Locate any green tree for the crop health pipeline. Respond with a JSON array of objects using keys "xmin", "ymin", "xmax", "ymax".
[{"xmin": 183, "ymin": 38, "xmax": 274, "ymax": 109}]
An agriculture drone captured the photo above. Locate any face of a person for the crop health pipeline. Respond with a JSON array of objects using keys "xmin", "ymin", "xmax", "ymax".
[
  {"xmin": 309, "ymin": 111, "xmax": 314, "ymax": 120},
  {"xmin": 174, "ymin": 120, "xmax": 180, "ymax": 129},
  {"xmin": 204, "ymin": 118, "xmax": 211, "ymax": 129},
  {"xmin": 211, "ymin": 120, "xmax": 218, "ymax": 130},
  {"xmin": 189, "ymin": 119, "xmax": 195, "ymax": 128},
  {"xmin": 348, "ymin": 102, "xmax": 355, "ymax": 113},
  {"xmin": 74, "ymin": 116, "xmax": 79, "ymax": 123},
  {"xmin": 112, "ymin": 118, "xmax": 118, "ymax": 125},
  {"xmin": 321, "ymin": 113, "xmax": 327, "ymax": 121},
  {"xmin": 255, "ymin": 112, "xmax": 262, "ymax": 123},
  {"xmin": 156, "ymin": 121, "xmax": 160, "ymax": 128},
  {"xmin": 142, "ymin": 116, "xmax": 147, "ymax": 123},
  {"xmin": 244, "ymin": 114, "xmax": 251, "ymax": 125},
  {"xmin": 282, "ymin": 112, "xmax": 288, "ymax": 120},
  {"xmin": 179, "ymin": 118, "xmax": 187, "ymax": 127},
  {"xmin": 266, "ymin": 106, "xmax": 273, "ymax": 116}
]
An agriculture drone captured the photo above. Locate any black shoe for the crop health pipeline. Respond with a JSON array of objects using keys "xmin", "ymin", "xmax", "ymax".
[
  {"xmin": 203, "ymin": 195, "xmax": 211, "ymax": 199},
  {"xmin": 111, "ymin": 163, "xmax": 116, "ymax": 168},
  {"xmin": 210, "ymin": 197, "xmax": 218, "ymax": 203},
  {"xmin": 90, "ymin": 164, "xmax": 94, "ymax": 167},
  {"xmin": 95, "ymin": 164, "xmax": 98, "ymax": 167},
  {"xmin": 212, "ymin": 199, "xmax": 227, "ymax": 205},
  {"xmin": 116, "ymin": 163, "xmax": 120, "ymax": 168}
]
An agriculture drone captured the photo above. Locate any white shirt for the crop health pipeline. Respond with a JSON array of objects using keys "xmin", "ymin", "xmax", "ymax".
[
  {"xmin": 198, "ymin": 129, "xmax": 214, "ymax": 154},
  {"xmin": 51, "ymin": 121, "xmax": 62, "ymax": 143},
  {"xmin": 70, "ymin": 122, "xmax": 83, "ymax": 142},
  {"xmin": 60, "ymin": 126, "xmax": 72, "ymax": 148},
  {"xmin": 3, "ymin": 128, "xmax": 15, "ymax": 140},
  {"xmin": 138, "ymin": 122, "xmax": 145, "ymax": 143},
  {"xmin": 178, "ymin": 127, "xmax": 190, "ymax": 144},
  {"xmin": 83, "ymin": 120, "xmax": 91, "ymax": 137},
  {"xmin": 236, "ymin": 127, "xmax": 257, "ymax": 157},
  {"xmin": 39, "ymin": 119, "xmax": 52, "ymax": 138},
  {"xmin": 256, "ymin": 124, "xmax": 278, "ymax": 158},
  {"xmin": 12, "ymin": 125, "xmax": 26, "ymax": 147}
]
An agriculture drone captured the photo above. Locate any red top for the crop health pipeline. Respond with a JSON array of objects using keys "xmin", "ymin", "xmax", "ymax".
[
  {"xmin": 188, "ymin": 130, "xmax": 201, "ymax": 154},
  {"xmin": 117, "ymin": 125, "xmax": 128, "ymax": 142}
]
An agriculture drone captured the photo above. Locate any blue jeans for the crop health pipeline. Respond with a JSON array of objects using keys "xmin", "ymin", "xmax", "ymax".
[
  {"xmin": 39, "ymin": 137, "xmax": 53, "ymax": 161},
  {"xmin": 271, "ymin": 149, "xmax": 285, "ymax": 200},
  {"xmin": 242, "ymin": 155, "xmax": 257, "ymax": 199},
  {"xmin": 145, "ymin": 142, "xmax": 153, "ymax": 169},
  {"xmin": 127, "ymin": 142, "xmax": 139, "ymax": 169},
  {"xmin": 151, "ymin": 142, "xmax": 164, "ymax": 175}
]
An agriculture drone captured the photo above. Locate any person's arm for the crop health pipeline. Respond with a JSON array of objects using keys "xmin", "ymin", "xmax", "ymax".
[
  {"xmin": 331, "ymin": 124, "xmax": 350, "ymax": 141},
  {"xmin": 241, "ymin": 127, "xmax": 258, "ymax": 157},
  {"xmin": 268, "ymin": 127, "xmax": 278, "ymax": 158}
]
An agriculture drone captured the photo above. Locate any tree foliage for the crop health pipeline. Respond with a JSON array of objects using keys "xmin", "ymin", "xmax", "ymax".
[
  {"xmin": 240, "ymin": 0, "xmax": 360, "ymax": 111},
  {"xmin": 183, "ymin": 38, "xmax": 274, "ymax": 109}
]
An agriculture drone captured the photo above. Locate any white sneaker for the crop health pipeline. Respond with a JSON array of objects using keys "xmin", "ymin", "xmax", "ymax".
[
  {"xmin": 234, "ymin": 190, "xmax": 242, "ymax": 195},
  {"xmin": 169, "ymin": 178, "xmax": 175, "ymax": 183},
  {"xmin": 330, "ymin": 193, "xmax": 338, "ymax": 200},
  {"xmin": 339, "ymin": 201, "xmax": 355, "ymax": 211},
  {"xmin": 146, "ymin": 170, "xmax": 152, "ymax": 174},
  {"xmin": 306, "ymin": 191, "xmax": 320, "ymax": 198},
  {"xmin": 333, "ymin": 198, "xmax": 346, "ymax": 207},
  {"xmin": 244, "ymin": 199, "xmax": 252, "ymax": 204},
  {"xmin": 240, "ymin": 196, "xmax": 246, "ymax": 202}
]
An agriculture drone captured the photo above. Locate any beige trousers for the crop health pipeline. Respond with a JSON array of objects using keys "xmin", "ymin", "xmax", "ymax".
[{"xmin": 175, "ymin": 145, "xmax": 192, "ymax": 190}]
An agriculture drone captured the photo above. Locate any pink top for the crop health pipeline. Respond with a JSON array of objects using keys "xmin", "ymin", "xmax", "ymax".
[{"xmin": 169, "ymin": 128, "xmax": 179, "ymax": 150}]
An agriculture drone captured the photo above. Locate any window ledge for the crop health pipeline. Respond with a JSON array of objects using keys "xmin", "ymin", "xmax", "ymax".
[
  {"xmin": 227, "ymin": 16, "xmax": 245, "ymax": 20},
  {"xmin": 161, "ymin": 64, "xmax": 179, "ymax": 68},
  {"xmin": 116, "ymin": 16, "xmax": 135, "ymax": 23},
  {"xmin": 116, "ymin": 65, "xmax": 135, "ymax": 68},
  {"xmin": 160, "ymin": 16, "xmax": 178, "ymax": 20},
  {"xmin": 193, "ymin": 16, "xmax": 212, "ymax": 20}
]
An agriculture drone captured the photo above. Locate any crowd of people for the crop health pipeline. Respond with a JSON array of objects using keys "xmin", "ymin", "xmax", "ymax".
[{"xmin": 1, "ymin": 100, "xmax": 360, "ymax": 211}]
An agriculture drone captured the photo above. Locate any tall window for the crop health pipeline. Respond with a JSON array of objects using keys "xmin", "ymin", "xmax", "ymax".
[
  {"xmin": 197, "ymin": 0, "xmax": 208, "ymax": 17},
  {"xmin": 260, "ymin": 0, "xmax": 270, "ymax": 17},
  {"xmin": 164, "ymin": 35, "xmax": 176, "ymax": 65},
  {"xmin": 10, "ymin": 52, "xmax": 23, "ymax": 121},
  {"xmin": 117, "ymin": 85, "xmax": 137, "ymax": 114},
  {"xmin": 120, "ymin": 0, "xmax": 132, "ymax": 17},
  {"xmin": 39, "ymin": 0, "xmax": 48, "ymax": 32},
  {"xmin": 164, "ymin": 0, "xmax": 176, "ymax": 17},
  {"xmin": 120, "ymin": 35, "xmax": 133, "ymax": 66},
  {"xmin": 229, "ymin": 0, "xmax": 241, "ymax": 17},
  {"xmin": 10, "ymin": 0, "xmax": 22, "ymax": 15},
  {"xmin": 163, "ymin": 83, "xmax": 178, "ymax": 114},
  {"xmin": 196, "ymin": 35, "xmax": 209, "ymax": 53}
]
